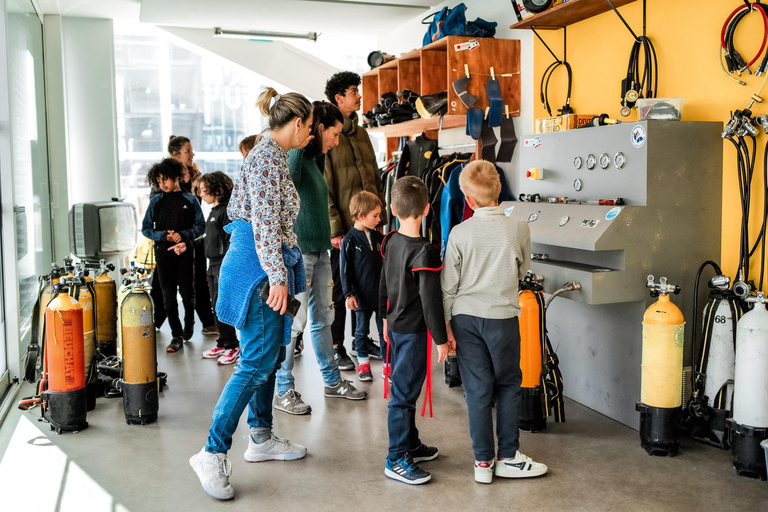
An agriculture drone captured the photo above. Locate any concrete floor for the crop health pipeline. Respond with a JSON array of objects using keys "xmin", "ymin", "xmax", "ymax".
[{"xmin": 1, "ymin": 326, "xmax": 767, "ymax": 512}]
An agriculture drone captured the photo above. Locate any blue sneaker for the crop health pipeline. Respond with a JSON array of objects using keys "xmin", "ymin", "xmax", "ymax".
[{"xmin": 385, "ymin": 454, "xmax": 431, "ymax": 485}]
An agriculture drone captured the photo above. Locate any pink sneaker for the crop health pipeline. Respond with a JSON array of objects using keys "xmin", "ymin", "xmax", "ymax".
[
  {"xmin": 202, "ymin": 347, "xmax": 226, "ymax": 359},
  {"xmin": 217, "ymin": 348, "xmax": 240, "ymax": 365}
]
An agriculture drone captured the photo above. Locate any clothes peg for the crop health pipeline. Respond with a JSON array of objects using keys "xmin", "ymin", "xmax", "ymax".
[
  {"xmin": 484, "ymin": 106, "xmax": 490, "ymax": 120},
  {"xmin": 490, "ymin": 67, "xmax": 496, "ymax": 79},
  {"xmin": 505, "ymin": 105, "xmax": 510, "ymax": 119},
  {"xmin": 464, "ymin": 64, "xmax": 470, "ymax": 78}
]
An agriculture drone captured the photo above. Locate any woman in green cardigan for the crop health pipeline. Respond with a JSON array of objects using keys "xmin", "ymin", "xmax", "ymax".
[{"xmin": 275, "ymin": 101, "xmax": 368, "ymax": 415}]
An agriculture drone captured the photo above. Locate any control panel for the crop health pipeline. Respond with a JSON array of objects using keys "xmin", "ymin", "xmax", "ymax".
[{"xmin": 509, "ymin": 121, "xmax": 723, "ymax": 305}]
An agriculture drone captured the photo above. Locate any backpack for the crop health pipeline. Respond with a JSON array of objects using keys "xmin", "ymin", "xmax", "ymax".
[{"xmin": 422, "ymin": 3, "xmax": 497, "ymax": 46}]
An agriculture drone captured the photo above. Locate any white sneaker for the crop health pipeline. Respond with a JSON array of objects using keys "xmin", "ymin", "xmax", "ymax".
[
  {"xmin": 217, "ymin": 348, "xmax": 240, "ymax": 365},
  {"xmin": 474, "ymin": 460, "xmax": 494, "ymax": 484},
  {"xmin": 202, "ymin": 347, "xmax": 226, "ymax": 359},
  {"xmin": 495, "ymin": 451, "xmax": 548, "ymax": 478},
  {"xmin": 243, "ymin": 433, "xmax": 307, "ymax": 462},
  {"xmin": 189, "ymin": 449, "xmax": 234, "ymax": 500}
]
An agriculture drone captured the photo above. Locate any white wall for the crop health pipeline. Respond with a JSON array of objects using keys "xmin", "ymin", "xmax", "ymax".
[
  {"xmin": 377, "ymin": 0, "xmax": 534, "ymax": 183},
  {"xmin": 44, "ymin": 15, "xmax": 121, "ymax": 260}
]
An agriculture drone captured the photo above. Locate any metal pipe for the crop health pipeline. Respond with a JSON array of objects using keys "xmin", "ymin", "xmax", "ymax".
[{"xmin": 214, "ymin": 27, "xmax": 318, "ymax": 42}]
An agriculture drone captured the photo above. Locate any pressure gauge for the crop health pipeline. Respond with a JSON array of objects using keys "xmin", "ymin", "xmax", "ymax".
[
  {"xmin": 573, "ymin": 178, "xmax": 582, "ymax": 191},
  {"xmin": 558, "ymin": 216, "xmax": 570, "ymax": 227},
  {"xmin": 599, "ymin": 153, "xmax": 611, "ymax": 169},
  {"xmin": 586, "ymin": 154, "xmax": 596, "ymax": 170},
  {"xmin": 614, "ymin": 152, "xmax": 626, "ymax": 169},
  {"xmin": 573, "ymin": 156, "xmax": 583, "ymax": 170}
]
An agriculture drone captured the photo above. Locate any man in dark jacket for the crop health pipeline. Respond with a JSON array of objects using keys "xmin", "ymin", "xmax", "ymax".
[{"xmin": 325, "ymin": 71, "xmax": 387, "ymax": 370}]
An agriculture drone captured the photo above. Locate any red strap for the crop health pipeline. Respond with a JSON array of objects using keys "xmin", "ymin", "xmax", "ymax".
[
  {"xmin": 384, "ymin": 327, "xmax": 391, "ymax": 399},
  {"xmin": 421, "ymin": 331, "xmax": 433, "ymax": 418}
]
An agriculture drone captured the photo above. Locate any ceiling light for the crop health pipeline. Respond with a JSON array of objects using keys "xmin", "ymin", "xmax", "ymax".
[{"xmin": 214, "ymin": 27, "xmax": 318, "ymax": 42}]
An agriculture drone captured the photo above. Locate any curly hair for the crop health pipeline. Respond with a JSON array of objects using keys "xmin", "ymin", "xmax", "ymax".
[
  {"xmin": 324, "ymin": 71, "xmax": 361, "ymax": 105},
  {"xmin": 146, "ymin": 158, "xmax": 185, "ymax": 187},
  {"xmin": 199, "ymin": 171, "xmax": 234, "ymax": 203}
]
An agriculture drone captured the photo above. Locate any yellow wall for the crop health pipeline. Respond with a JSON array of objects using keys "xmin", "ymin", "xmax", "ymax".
[{"xmin": 533, "ymin": 0, "xmax": 767, "ymax": 284}]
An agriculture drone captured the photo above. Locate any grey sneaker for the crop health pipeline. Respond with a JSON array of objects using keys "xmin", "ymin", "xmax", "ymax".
[
  {"xmin": 189, "ymin": 449, "xmax": 234, "ymax": 500},
  {"xmin": 275, "ymin": 389, "xmax": 311, "ymax": 415},
  {"xmin": 244, "ymin": 433, "xmax": 307, "ymax": 462},
  {"xmin": 324, "ymin": 379, "xmax": 368, "ymax": 400}
]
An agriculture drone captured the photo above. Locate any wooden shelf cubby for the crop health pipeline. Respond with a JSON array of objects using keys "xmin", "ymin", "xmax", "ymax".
[
  {"xmin": 509, "ymin": 0, "xmax": 639, "ymax": 30},
  {"xmin": 362, "ymin": 36, "xmax": 521, "ymax": 138}
]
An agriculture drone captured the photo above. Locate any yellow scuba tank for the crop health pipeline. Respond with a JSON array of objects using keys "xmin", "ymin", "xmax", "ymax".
[
  {"xmin": 119, "ymin": 265, "xmax": 158, "ymax": 425},
  {"xmin": 92, "ymin": 259, "xmax": 118, "ymax": 357},
  {"xmin": 637, "ymin": 275, "xmax": 685, "ymax": 456}
]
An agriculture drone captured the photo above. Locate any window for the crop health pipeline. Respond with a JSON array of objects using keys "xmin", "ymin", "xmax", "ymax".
[{"xmin": 114, "ymin": 24, "xmax": 270, "ymax": 216}]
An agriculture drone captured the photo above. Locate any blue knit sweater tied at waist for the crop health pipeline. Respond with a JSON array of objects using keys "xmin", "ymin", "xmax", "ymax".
[{"xmin": 216, "ymin": 219, "xmax": 306, "ymax": 345}]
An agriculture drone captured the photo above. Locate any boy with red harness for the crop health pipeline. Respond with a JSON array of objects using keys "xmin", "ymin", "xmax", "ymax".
[{"xmin": 379, "ymin": 176, "xmax": 450, "ymax": 485}]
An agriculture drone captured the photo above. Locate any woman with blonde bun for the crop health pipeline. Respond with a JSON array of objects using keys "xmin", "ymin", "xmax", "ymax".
[{"xmin": 190, "ymin": 88, "xmax": 313, "ymax": 501}]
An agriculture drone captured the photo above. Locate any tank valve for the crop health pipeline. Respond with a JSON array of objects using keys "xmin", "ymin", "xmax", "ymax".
[
  {"xmin": 646, "ymin": 275, "xmax": 681, "ymax": 297},
  {"xmin": 733, "ymin": 280, "xmax": 752, "ymax": 300}
]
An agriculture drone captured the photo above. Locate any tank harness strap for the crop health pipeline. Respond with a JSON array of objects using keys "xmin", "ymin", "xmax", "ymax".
[
  {"xmin": 535, "ymin": 291, "xmax": 565, "ymax": 422},
  {"xmin": 694, "ymin": 298, "xmax": 719, "ymax": 397},
  {"xmin": 714, "ymin": 379, "xmax": 734, "ymax": 410}
]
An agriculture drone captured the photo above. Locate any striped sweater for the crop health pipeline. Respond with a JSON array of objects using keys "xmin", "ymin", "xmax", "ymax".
[{"xmin": 441, "ymin": 205, "xmax": 531, "ymax": 320}]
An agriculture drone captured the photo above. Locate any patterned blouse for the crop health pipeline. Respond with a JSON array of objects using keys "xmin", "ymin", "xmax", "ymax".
[{"xmin": 228, "ymin": 136, "xmax": 300, "ymax": 286}]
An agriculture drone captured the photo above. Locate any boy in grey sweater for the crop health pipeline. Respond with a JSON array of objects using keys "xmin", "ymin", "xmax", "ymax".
[{"xmin": 441, "ymin": 160, "xmax": 548, "ymax": 484}]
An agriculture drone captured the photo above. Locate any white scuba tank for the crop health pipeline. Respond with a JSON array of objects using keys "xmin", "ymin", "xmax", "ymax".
[
  {"xmin": 733, "ymin": 295, "xmax": 768, "ymax": 428},
  {"xmin": 703, "ymin": 299, "xmax": 737, "ymax": 408}
]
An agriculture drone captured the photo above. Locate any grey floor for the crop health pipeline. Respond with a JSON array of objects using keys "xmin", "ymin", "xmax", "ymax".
[{"xmin": 1, "ymin": 324, "xmax": 767, "ymax": 512}]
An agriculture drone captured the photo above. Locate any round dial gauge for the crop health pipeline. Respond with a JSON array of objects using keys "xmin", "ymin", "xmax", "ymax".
[
  {"xmin": 614, "ymin": 152, "xmax": 626, "ymax": 169},
  {"xmin": 558, "ymin": 216, "xmax": 570, "ymax": 227},
  {"xmin": 586, "ymin": 154, "xmax": 596, "ymax": 170},
  {"xmin": 573, "ymin": 156, "xmax": 583, "ymax": 170},
  {"xmin": 573, "ymin": 178, "xmax": 583, "ymax": 192},
  {"xmin": 599, "ymin": 153, "xmax": 611, "ymax": 169}
]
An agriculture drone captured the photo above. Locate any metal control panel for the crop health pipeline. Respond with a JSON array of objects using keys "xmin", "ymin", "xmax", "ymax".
[
  {"xmin": 513, "ymin": 121, "xmax": 722, "ymax": 306},
  {"xmin": 509, "ymin": 121, "xmax": 722, "ymax": 428}
]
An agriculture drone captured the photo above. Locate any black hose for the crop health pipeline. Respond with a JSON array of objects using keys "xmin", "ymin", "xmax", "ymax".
[{"xmin": 691, "ymin": 260, "xmax": 723, "ymax": 397}]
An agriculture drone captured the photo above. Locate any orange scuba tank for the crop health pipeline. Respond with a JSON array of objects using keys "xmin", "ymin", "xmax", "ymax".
[
  {"xmin": 518, "ymin": 272, "xmax": 547, "ymax": 432},
  {"xmin": 93, "ymin": 259, "xmax": 118, "ymax": 356},
  {"xmin": 41, "ymin": 277, "xmax": 89, "ymax": 433}
]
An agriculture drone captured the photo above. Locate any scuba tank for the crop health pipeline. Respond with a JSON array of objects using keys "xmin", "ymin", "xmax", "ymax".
[
  {"xmin": 636, "ymin": 276, "xmax": 684, "ymax": 456},
  {"xmin": 91, "ymin": 259, "xmax": 118, "ymax": 357},
  {"xmin": 517, "ymin": 271, "xmax": 568, "ymax": 432},
  {"xmin": 40, "ymin": 276, "xmax": 89, "ymax": 434},
  {"xmin": 686, "ymin": 261, "xmax": 740, "ymax": 449},
  {"xmin": 118, "ymin": 266, "xmax": 159, "ymax": 425},
  {"xmin": 74, "ymin": 265, "xmax": 98, "ymax": 411},
  {"xmin": 727, "ymin": 292, "xmax": 768, "ymax": 480}
]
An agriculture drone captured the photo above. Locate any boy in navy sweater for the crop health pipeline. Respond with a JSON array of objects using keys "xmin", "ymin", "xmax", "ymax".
[
  {"xmin": 379, "ymin": 176, "xmax": 449, "ymax": 485},
  {"xmin": 142, "ymin": 158, "xmax": 205, "ymax": 352},
  {"xmin": 341, "ymin": 191, "xmax": 385, "ymax": 382}
]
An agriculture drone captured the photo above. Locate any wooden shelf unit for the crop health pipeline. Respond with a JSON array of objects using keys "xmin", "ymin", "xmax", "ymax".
[
  {"xmin": 362, "ymin": 36, "xmax": 521, "ymax": 138},
  {"xmin": 509, "ymin": 0, "xmax": 638, "ymax": 30}
]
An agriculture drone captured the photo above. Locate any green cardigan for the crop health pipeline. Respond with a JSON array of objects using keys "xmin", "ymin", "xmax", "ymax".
[{"xmin": 288, "ymin": 148, "xmax": 333, "ymax": 254}]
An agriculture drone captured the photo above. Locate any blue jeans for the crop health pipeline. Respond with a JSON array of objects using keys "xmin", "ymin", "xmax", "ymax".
[
  {"xmin": 205, "ymin": 280, "xmax": 285, "ymax": 454},
  {"xmin": 276, "ymin": 251, "xmax": 341, "ymax": 394},
  {"xmin": 354, "ymin": 308, "xmax": 385, "ymax": 360},
  {"xmin": 452, "ymin": 315, "xmax": 522, "ymax": 461},
  {"xmin": 387, "ymin": 330, "xmax": 427, "ymax": 460}
]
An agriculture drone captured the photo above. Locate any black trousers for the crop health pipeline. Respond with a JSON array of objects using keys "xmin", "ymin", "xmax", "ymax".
[
  {"xmin": 330, "ymin": 247, "xmax": 356, "ymax": 353},
  {"xmin": 194, "ymin": 239, "xmax": 216, "ymax": 328},
  {"xmin": 151, "ymin": 270, "xmax": 166, "ymax": 328},
  {"xmin": 156, "ymin": 249, "xmax": 195, "ymax": 339},
  {"xmin": 207, "ymin": 264, "xmax": 239, "ymax": 349},
  {"xmin": 452, "ymin": 315, "xmax": 522, "ymax": 461}
]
